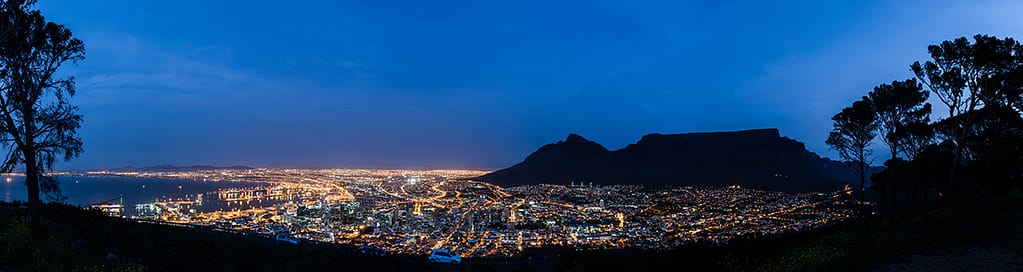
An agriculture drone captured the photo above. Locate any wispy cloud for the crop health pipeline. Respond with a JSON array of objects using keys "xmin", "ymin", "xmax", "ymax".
[{"xmin": 76, "ymin": 32, "xmax": 301, "ymax": 107}]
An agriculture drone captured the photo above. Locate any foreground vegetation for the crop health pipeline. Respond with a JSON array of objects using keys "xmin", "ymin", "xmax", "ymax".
[
  {"xmin": 534, "ymin": 187, "xmax": 1021, "ymax": 271},
  {"xmin": 2, "ymin": 185, "xmax": 1021, "ymax": 271},
  {"xmin": 0, "ymin": 201, "xmax": 422, "ymax": 271},
  {"xmin": 723, "ymin": 187, "xmax": 1023, "ymax": 271}
]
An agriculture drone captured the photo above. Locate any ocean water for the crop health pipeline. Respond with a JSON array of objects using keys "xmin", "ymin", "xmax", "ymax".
[{"xmin": 1, "ymin": 176, "xmax": 274, "ymax": 216}]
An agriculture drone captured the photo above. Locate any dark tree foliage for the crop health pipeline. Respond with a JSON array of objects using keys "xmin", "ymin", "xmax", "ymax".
[
  {"xmin": 826, "ymin": 98, "xmax": 877, "ymax": 214},
  {"xmin": 913, "ymin": 141, "xmax": 957, "ymax": 193},
  {"xmin": 978, "ymin": 67, "xmax": 1023, "ymax": 113},
  {"xmin": 870, "ymin": 142, "xmax": 964, "ymax": 213},
  {"xmin": 900, "ymin": 121, "xmax": 934, "ymax": 161},
  {"xmin": 911, "ymin": 35, "xmax": 1022, "ymax": 159},
  {"xmin": 867, "ymin": 79, "xmax": 932, "ymax": 213},
  {"xmin": 867, "ymin": 78, "xmax": 931, "ymax": 160},
  {"xmin": 854, "ymin": 35, "xmax": 1023, "ymax": 212},
  {"xmin": 928, "ymin": 93, "xmax": 1023, "ymax": 173},
  {"xmin": 957, "ymin": 105, "xmax": 1023, "ymax": 184},
  {"xmin": 0, "ymin": 0, "xmax": 84, "ymax": 227},
  {"xmin": 912, "ymin": 35, "xmax": 1020, "ymax": 118},
  {"xmin": 870, "ymin": 158, "xmax": 910, "ymax": 211}
]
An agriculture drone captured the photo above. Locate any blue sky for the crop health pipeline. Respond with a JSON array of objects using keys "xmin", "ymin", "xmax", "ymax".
[{"xmin": 37, "ymin": 0, "xmax": 1023, "ymax": 170}]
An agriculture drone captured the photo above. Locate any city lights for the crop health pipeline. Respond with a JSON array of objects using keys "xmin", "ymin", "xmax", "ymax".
[{"xmin": 69, "ymin": 168, "xmax": 856, "ymax": 257}]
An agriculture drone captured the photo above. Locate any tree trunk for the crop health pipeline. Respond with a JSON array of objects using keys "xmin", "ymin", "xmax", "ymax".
[
  {"xmin": 859, "ymin": 162, "xmax": 866, "ymax": 217},
  {"xmin": 948, "ymin": 150, "xmax": 959, "ymax": 194},
  {"xmin": 889, "ymin": 157, "xmax": 897, "ymax": 212},
  {"xmin": 23, "ymin": 108, "xmax": 38, "ymax": 228},
  {"xmin": 948, "ymin": 110, "xmax": 972, "ymax": 193},
  {"xmin": 890, "ymin": 185, "xmax": 897, "ymax": 212},
  {"xmin": 24, "ymin": 147, "xmax": 39, "ymax": 228}
]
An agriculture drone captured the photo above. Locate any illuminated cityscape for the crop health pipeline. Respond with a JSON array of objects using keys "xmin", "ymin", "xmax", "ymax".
[
  {"xmin": 68, "ymin": 168, "xmax": 856, "ymax": 257},
  {"xmin": 0, "ymin": 0, "xmax": 1019, "ymax": 270}
]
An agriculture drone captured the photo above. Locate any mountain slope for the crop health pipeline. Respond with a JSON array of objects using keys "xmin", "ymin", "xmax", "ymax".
[{"xmin": 477, "ymin": 128, "xmax": 871, "ymax": 192}]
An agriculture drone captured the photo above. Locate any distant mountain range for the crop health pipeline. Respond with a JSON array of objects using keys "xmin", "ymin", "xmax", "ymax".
[
  {"xmin": 476, "ymin": 128, "xmax": 880, "ymax": 193},
  {"xmin": 102, "ymin": 165, "xmax": 253, "ymax": 172}
]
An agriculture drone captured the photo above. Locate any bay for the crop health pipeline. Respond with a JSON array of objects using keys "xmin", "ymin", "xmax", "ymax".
[{"xmin": 1, "ymin": 176, "xmax": 272, "ymax": 216}]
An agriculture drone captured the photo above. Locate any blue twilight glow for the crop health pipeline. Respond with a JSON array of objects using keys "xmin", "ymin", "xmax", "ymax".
[{"xmin": 37, "ymin": 0, "xmax": 1023, "ymax": 169}]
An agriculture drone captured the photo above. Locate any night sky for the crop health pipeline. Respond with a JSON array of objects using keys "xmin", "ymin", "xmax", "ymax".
[{"xmin": 39, "ymin": 0, "xmax": 1022, "ymax": 170}]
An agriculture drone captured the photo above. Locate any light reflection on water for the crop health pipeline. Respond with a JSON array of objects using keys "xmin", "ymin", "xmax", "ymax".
[{"xmin": 1, "ymin": 176, "xmax": 278, "ymax": 216}]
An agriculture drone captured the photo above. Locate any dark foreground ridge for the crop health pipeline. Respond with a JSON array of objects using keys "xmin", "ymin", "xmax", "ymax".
[
  {"xmin": 0, "ymin": 201, "xmax": 428, "ymax": 271},
  {"xmin": 478, "ymin": 128, "xmax": 876, "ymax": 192}
]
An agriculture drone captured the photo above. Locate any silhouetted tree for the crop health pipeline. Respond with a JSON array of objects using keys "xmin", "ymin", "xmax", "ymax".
[
  {"xmin": 900, "ymin": 121, "xmax": 934, "ymax": 161},
  {"xmin": 957, "ymin": 105, "xmax": 1023, "ymax": 185},
  {"xmin": 978, "ymin": 65, "xmax": 1023, "ymax": 114},
  {"xmin": 870, "ymin": 158, "xmax": 910, "ymax": 212},
  {"xmin": 0, "ymin": 0, "xmax": 84, "ymax": 227},
  {"xmin": 912, "ymin": 141, "xmax": 957, "ymax": 199},
  {"xmin": 826, "ymin": 98, "xmax": 877, "ymax": 215},
  {"xmin": 866, "ymin": 79, "xmax": 930, "ymax": 212},
  {"xmin": 899, "ymin": 122, "xmax": 935, "ymax": 202},
  {"xmin": 835, "ymin": 35, "xmax": 1022, "ymax": 204},
  {"xmin": 911, "ymin": 35, "xmax": 1022, "ymax": 167},
  {"xmin": 867, "ymin": 79, "xmax": 931, "ymax": 160}
]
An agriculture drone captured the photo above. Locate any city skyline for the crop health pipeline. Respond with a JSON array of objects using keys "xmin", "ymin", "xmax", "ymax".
[{"xmin": 38, "ymin": 0, "xmax": 1023, "ymax": 170}]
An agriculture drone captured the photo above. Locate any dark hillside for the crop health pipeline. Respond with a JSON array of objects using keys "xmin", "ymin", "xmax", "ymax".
[
  {"xmin": 0, "ymin": 202, "xmax": 423, "ymax": 271},
  {"xmin": 478, "ymin": 129, "xmax": 879, "ymax": 192}
]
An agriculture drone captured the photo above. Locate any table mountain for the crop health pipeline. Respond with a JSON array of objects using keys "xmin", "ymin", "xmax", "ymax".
[{"xmin": 476, "ymin": 128, "xmax": 873, "ymax": 192}]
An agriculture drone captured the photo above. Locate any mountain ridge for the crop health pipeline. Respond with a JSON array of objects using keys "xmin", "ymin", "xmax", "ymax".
[{"xmin": 476, "ymin": 128, "xmax": 876, "ymax": 192}]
